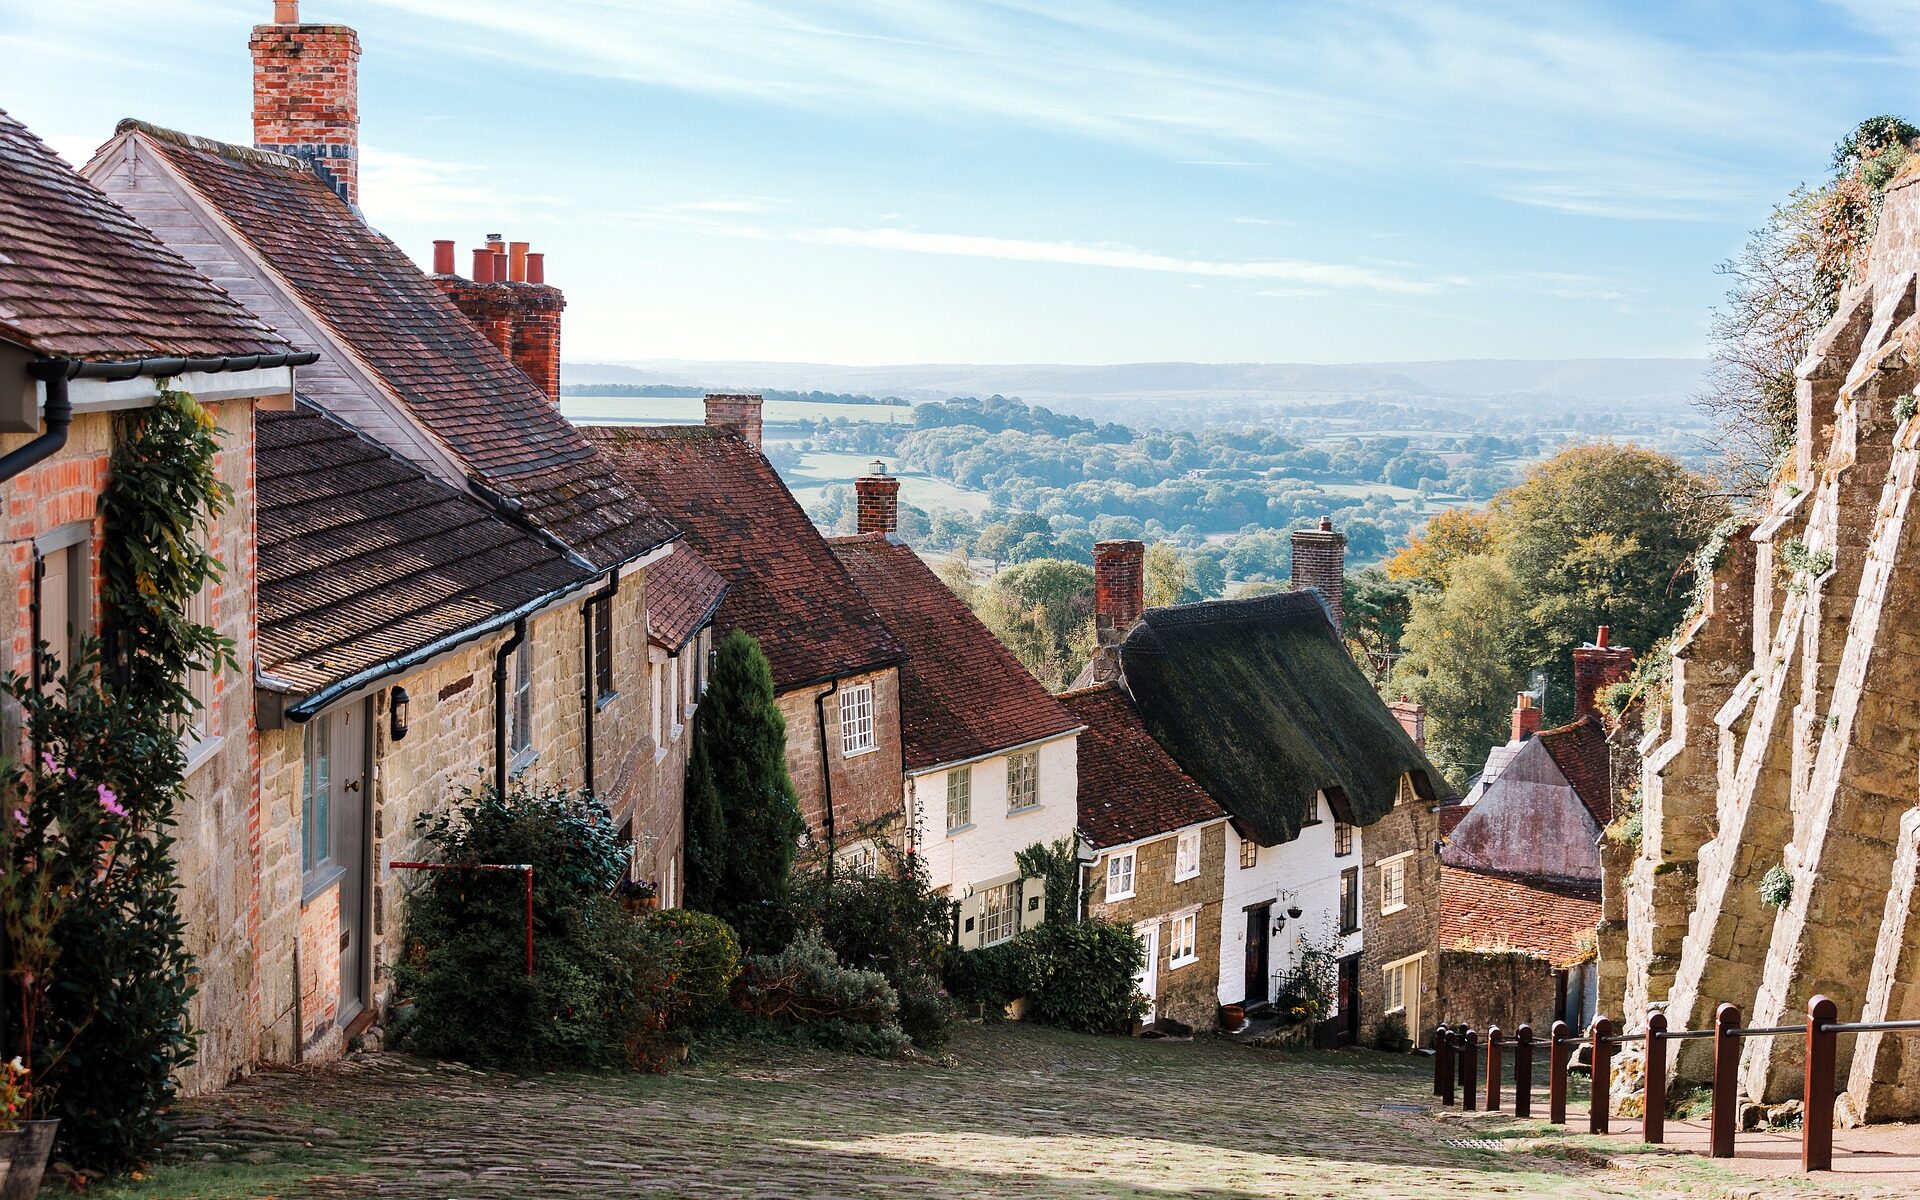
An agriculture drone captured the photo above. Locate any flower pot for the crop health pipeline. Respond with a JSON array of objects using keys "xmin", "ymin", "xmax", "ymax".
[
  {"xmin": 0, "ymin": 1130, "xmax": 18, "ymax": 1197},
  {"xmin": 1219, "ymin": 1004, "xmax": 1246, "ymax": 1031},
  {"xmin": 3, "ymin": 1119, "xmax": 55, "ymax": 1200}
]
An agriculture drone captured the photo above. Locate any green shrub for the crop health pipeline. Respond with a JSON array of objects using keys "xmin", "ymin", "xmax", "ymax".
[
  {"xmin": 1377, "ymin": 1012, "xmax": 1409, "ymax": 1051},
  {"xmin": 645, "ymin": 908, "xmax": 740, "ymax": 1024},
  {"xmin": 943, "ymin": 939, "xmax": 1029, "ymax": 1020},
  {"xmin": 1020, "ymin": 920, "xmax": 1146, "ymax": 1035},
  {"xmin": 393, "ymin": 782, "xmax": 633, "ymax": 1070},
  {"xmin": 734, "ymin": 928, "xmax": 912, "ymax": 1057},
  {"xmin": 1759, "ymin": 863, "xmax": 1794, "ymax": 909}
]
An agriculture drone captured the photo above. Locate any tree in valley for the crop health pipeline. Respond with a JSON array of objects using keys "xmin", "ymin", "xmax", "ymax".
[
  {"xmin": 1390, "ymin": 554, "xmax": 1530, "ymax": 790},
  {"xmin": 972, "ymin": 559, "xmax": 1096, "ymax": 689},
  {"xmin": 1343, "ymin": 565, "xmax": 1423, "ymax": 690},
  {"xmin": 1383, "ymin": 507, "xmax": 1498, "ymax": 591}
]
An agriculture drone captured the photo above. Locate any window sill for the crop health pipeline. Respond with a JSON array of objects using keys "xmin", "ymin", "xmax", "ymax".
[
  {"xmin": 670, "ymin": 722, "xmax": 685, "ymax": 742},
  {"xmin": 182, "ymin": 733, "xmax": 222, "ymax": 777},
  {"xmin": 1173, "ymin": 870, "xmax": 1199, "ymax": 883},
  {"xmin": 945, "ymin": 822, "xmax": 975, "ymax": 837},
  {"xmin": 1168, "ymin": 955, "xmax": 1198, "ymax": 971},
  {"xmin": 509, "ymin": 749, "xmax": 539, "ymax": 777},
  {"xmin": 1380, "ymin": 902, "xmax": 1407, "ymax": 916},
  {"xmin": 1107, "ymin": 889, "xmax": 1136, "ymax": 902},
  {"xmin": 842, "ymin": 744, "xmax": 878, "ymax": 759},
  {"xmin": 1006, "ymin": 803, "xmax": 1043, "ymax": 817},
  {"xmin": 301, "ymin": 863, "xmax": 345, "ymax": 905},
  {"xmin": 596, "ymin": 691, "xmax": 619, "ymax": 712}
]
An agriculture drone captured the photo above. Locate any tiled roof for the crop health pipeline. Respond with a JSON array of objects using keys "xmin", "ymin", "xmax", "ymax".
[
  {"xmin": 258, "ymin": 402, "xmax": 592, "ymax": 697},
  {"xmin": 1537, "ymin": 716, "xmax": 1614, "ymax": 825},
  {"xmin": 0, "ymin": 108, "xmax": 289, "ymax": 361},
  {"xmin": 1119, "ymin": 591, "xmax": 1442, "ymax": 846},
  {"xmin": 1060, "ymin": 682, "xmax": 1225, "ymax": 850},
  {"xmin": 829, "ymin": 534, "xmax": 1081, "ymax": 770},
  {"xmin": 646, "ymin": 542, "xmax": 728, "ymax": 651},
  {"xmin": 126, "ymin": 121, "xmax": 672, "ymax": 569},
  {"xmin": 1438, "ymin": 803, "xmax": 1470, "ymax": 840},
  {"xmin": 585, "ymin": 425, "xmax": 904, "ymax": 691},
  {"xmin": 1439, "ymin": 866, "xmax": 1601, "ymax": 968}
]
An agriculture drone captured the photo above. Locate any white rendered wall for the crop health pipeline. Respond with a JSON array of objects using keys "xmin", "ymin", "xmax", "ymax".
[
  {"xmin": 1217, "ymin": 792, "xmax": 1366, "ymax": 1008},
  {"xmin": 910, "ymin": 734, "xmax": 1078, "ymax": 913}
]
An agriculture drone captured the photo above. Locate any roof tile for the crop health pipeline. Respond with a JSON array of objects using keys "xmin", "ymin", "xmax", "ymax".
[
  {"xmin": 1438, "ymin": 866, "xmax": 1601, "ymax": 968},
  {"xmin": 1060, "ymin": 682, "xmax": 1225, "ymax": 849},
  {"xmin": 646, "ymin": 543, "xmax": 728, "ymax": 651}
]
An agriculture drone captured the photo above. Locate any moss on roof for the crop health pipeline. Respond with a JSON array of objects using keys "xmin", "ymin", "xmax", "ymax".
[{"xmin": 1119, "ymin": 590, "xmax": 1440, "ymax": 845}]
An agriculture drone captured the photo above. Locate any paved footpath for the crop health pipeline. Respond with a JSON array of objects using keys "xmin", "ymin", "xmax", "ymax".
[{"xmin": 93, "ymin": 1024, "xmax": 1881, "ymax": 1199}]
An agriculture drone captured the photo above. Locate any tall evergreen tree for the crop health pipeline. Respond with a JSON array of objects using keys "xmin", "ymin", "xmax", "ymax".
[{"xmin": 683, "ymin": 630, "xmax": 803, "ymax": 949}]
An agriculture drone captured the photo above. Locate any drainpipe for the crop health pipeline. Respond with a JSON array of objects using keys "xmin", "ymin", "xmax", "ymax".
[
  {"xmin": 579, "ymin": 570, "xmax": 619, "ymax": 796},
  {"xmin": 493, "ymin": 618, "xmax": 527, "ymax": 797},
  {"xmin": 814, "ymin": 679, "xmax": 839, "ymax": 887}
]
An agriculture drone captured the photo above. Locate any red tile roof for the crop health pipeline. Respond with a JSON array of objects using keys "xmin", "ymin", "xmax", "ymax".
[
  {"xmin": 258, "ymin": 403, "xmax": 590, "ymax": 697},
  {"xmin": 646, "ymin": 542, "xmax": 728, "ymax": 651},
  {"xmin": 829, "ymin": 534, "xmax": 1081, "ymax": 770},
  {"xmin": 1059, "ymin": 682, "xmax": 1225, "ymax": 849},
  {"xmin": 1537, "ymin": 715, "xmax": 1615, "ymax": 825},
  {"xmin": 585, "ymin": 425, "xmax": 905, "ymax": 690},
  {"xmin": 0, "ymin": 108, "xmax": 290, "ymax": 361},
  {"xmin": 124, "ymin": 121, "xmax": 672, "ymax": 569},
  {"xmin": 1438, "ymin": 866, "xmax": 1601, "ymax": 968}
]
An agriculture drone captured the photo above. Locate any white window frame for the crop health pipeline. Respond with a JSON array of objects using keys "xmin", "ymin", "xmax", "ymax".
[
  {"xmin": 1379, "ymin": 851, "xmax": 1412, "ymax": 915},
  {"xmin": 508, "ymin": 636, "xmax": 534, "ymax": 768},
  {"xmin": 1005, "ymin": 748, "xmax": 1039, "ymax": 812},
  {"xmin": 1168, "ymin": 911, "xmax": 1198, "ymax": 968},
  {"xmin": 1174, "ymin": 828, "xmax": 1201, "ymax": 881},
  {"xmin": 1239, "ymin": 838, "xmax": 1257, "ymax": 870},
  {"xmin": 1105, "ymin": 849, "xmax": 1136, "ymax": 901},
  {"xmin": 184, "ymin": 576, "xmax": 216, "ymax": 750},
  {"xmin": 1382, "ymin": 952, "xmax": 1424, "ymax": 1030},
  {"xmin": 946, "ymin": 767, "xmax": 972, "ymax": 832},
  {"xmin": 978, "ymin": 881, "xmax": 1019, "ymax": 947},
  {"xmin": 844, "ymin": 843, "xmax": 878, "ymax": 875},
  {"xmin": 839, "ymin": 683, "xmax": 876, "ymax": 757}
]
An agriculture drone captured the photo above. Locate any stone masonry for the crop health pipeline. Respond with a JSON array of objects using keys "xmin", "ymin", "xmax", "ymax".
[{"xmin": 1088, "ymin": 822, "xmax": 1228, "ymax": 1029}]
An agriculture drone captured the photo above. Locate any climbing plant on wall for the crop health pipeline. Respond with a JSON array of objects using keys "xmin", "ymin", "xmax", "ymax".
[{"xmin": 3, "ymin": 387, "xmax": 231, "ymax": 1172}]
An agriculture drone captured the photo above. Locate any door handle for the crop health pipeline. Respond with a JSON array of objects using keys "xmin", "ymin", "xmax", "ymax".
[{"xmin": 343, "ymin": 780, "xmax": 360, "ymax": 793}]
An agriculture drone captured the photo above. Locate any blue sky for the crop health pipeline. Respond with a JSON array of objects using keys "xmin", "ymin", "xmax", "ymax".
[{"xmin": 1, "ymin": 0, "xmax": 1914, "ymax": 364}]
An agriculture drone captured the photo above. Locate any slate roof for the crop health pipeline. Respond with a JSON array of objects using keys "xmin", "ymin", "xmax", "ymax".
[
  {"xmin": 0, "ymin": 108, "xmax": 290, "ymax": 361},
  {"xmin": 1118, "ymin": 590, "xmax": 1442, "ymax": 846},
  {"xmin": 829, "ymin": 534, "xmax": 1081, "ymax": 770},
  {"xmin": 585, "ymin": 425, "xmax": 905, "ymax": 690},
  {"xmin": 258, "ymin": 402, "xmax": 591, "ymax": 698},
  {"xmin": 646, "ymin": 542, "xmax": 728, "ymax": 652},
  {"xmin": 1536, "ymin": 716, "xmax": 1615, "ymax": 826},
  {"xmin": 1060, "ymin": 682, "xmax": 1225, "ymax": 850},
  {"xmin": 1438, "ymin": 866, "xmax": 1601, "ymax": 968},
  {"xmin": 124, "ymin": 121, "xmax": 672, "ymax": 569}
]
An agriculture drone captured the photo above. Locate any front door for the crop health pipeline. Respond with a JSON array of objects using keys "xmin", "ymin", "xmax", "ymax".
[
  {"xmin": 331, "ymin": 700, "xmax": 371, "ymax": 1024},
  {"xmin": 1134, "ymin": 921, "xmax": 1160, "ymax": 1020},
  {"xmin": 1338, "ymin": 954, "xmax": 1361, "ymax": 1045},
  {"xmin": 1244, "ymin": 904, "xmax": 1271, "ymax": 1004}
]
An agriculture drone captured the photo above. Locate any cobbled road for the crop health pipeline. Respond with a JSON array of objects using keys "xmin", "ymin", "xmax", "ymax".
[{"xmin": 99, "ymin": 1024, "xmax": 1864, "ymax": 1199}]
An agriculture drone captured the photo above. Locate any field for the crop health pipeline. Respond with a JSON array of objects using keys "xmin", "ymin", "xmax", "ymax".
[
  {"xmin": 562, "ymin": 393, "xmax": 915, "ymax": 428},
  {"xmin": 785, "ymin": 451, "xmax": 994, "ymax": 516}
]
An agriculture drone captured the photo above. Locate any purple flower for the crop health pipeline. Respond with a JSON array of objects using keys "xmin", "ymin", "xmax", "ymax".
[
  {"xmin": 38, "ymin": 752, "xmax": 54, "ymax": 774},
  {"xmin": 10, "ymin": 810, "xmax": 23, "ymax": 828},
  {"xmin": 97, "ymin": 785, "xmax": 127, "ymax": 819}
]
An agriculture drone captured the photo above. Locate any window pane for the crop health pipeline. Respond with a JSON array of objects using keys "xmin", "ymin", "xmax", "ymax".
[
  {"xmin": 1006, "ymin": 750, "xmax": 1037, "ymax": 810},
  {"xmin": 839, "ymin": 685, "xmax": 875, "ymax": 755},
  {"xmin": 946, "ymin": 769, "xmax": 971, "ymax": 830}
]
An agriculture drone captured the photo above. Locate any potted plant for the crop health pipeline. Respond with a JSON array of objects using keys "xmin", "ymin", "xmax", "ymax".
[
  {"xmin": 1219, "ymin": 1003, "xmax": 1246, "ymax": 1031},
  {"xmin": 616, "ymin": 877, "xmax": 659, "ymax": 913}
]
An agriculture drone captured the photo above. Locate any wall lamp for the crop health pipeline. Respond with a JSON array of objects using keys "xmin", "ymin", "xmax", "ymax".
[{"xmin": 390, "ymin": 685, "xmax": 410, "ymax": 741}]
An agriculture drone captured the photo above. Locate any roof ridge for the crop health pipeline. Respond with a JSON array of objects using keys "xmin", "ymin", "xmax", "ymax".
[
  {"xmin": 1138, "ymin": 588, "xmax": 1330, "ymax": 630},
  {"xmin": 1056, "ymin": 680, "xmax": 1123, "ymax": 700},
  {"xmin": 116, "ymin": 118, "xmax": 307, "ymax": 172}
]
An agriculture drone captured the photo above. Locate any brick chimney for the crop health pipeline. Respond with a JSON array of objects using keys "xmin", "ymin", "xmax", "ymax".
[
  {"xmin": 1572, "ymin": 625, "xmax": 1634, "ymax": 723},
  {"xmin": 855, "ymin": 462, "xmax": 900, "ymax": 536},
  {"xmin": 1290, "ymin": 516, "xmax": 1347, "ymax": 632},
  {"xmin": 1511, "ymin": 692, "xmax": 1542, "ymax": 742},
  {"xmin": 1388, "ymin": 697, "xmax": 1426, "ymax": 750},
  {"xmin": 429, "ymin": 234, "xmax": 566, "ymax": 404},
  {"xmin": 251, "ymin": 1, "xmax": 361, "ymax": 205},
  {"xmin": 704, "ymin": 394, "xmax": 763, "ymax": 447},
  {"xmin": 1093, "ymin": 540, "xmax": 1146, "ymax": 646}
]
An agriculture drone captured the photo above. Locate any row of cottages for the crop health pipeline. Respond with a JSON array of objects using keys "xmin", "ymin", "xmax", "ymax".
[
  {"xmin": 1067, "ymin": 535, "xmax": 1444, "ymax": 1042},
  {"xmin": 0, "ymin": 1, "xmax": 729, "ymax": 1091},
  {"xmin": 1433, "ymin": 630, "xmax": 1634, "ymax": 1037}
]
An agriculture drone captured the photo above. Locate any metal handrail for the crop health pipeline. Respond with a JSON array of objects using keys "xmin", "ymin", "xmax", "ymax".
[
  {"xmin": 1820, "ymin": 1019, "xmax": 1920, "ymax": 1033},
  {"xmin": 1728, "ymin": 1024, "xmax": 1803, "ymax": 1037}
]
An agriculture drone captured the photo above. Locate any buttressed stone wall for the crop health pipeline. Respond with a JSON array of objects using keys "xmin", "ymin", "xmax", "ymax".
[{"xmin": 1617, "ymin": 162, "xmax": 1920, "ymax": 1124}]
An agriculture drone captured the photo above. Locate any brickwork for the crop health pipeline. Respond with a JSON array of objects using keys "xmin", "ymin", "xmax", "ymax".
[
  {"xmin": 779, "ymin": 669, "xmax": 906, "ymax": 850},
  {"xmin": 431, "ymin": 271, "xmax": 566, "ymax": 406},
  {"xmin": 1289, "ymin": 517, "xmax": 1345, "ymax": 631},
  {"xmin": 249, "ymin": 16, "xmax": 360, "ymax": 204},
  {"xmin": 1359, "ymin": 776, "xmax": 1439, "ymax": 1045},
  {"xmin": 1571, "ymin": 629, "xmax": 1634, "ymax": 721},
  {"xmin": 704, "ymin": 394, "xmax": 763, "ymax": 447},
  {"xmin": 854, "ymin": 470, "xmax": 900, "ymax": 535},
  {"xmin": 1088, "ymin": 822, "xmax": 1227, "ymax": 1029},
  {"xmin": 1092, "ymin": 539, "xmax": 1144, "ymax": 644}
]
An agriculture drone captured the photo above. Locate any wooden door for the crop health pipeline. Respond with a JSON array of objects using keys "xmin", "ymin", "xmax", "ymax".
[
  {"xmin": 1135, "ymin": 921, "xmax": 1160, "ymax": 1019},
  {"xmin": 332, "ymin": 701, "xmax": 371, "ymax": 1024},
  {"xmin": 1244, "ymin": 904, "xmax": 1271, "ymax": 1004},
  {"xmin": 1339, "ymin": 954, "xmax": 1361, "ymax": 1045}
]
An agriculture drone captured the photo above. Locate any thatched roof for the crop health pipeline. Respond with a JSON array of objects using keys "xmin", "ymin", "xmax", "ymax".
[{"xmin": 1118, "ymin": 590, "xmax": 1441, "ymax": 845}]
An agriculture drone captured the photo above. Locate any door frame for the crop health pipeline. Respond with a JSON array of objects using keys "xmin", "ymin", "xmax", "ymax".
[
  {"xmin": 1243, "ymin": 902, "xmax": 1272, "ymax": 1005},
  {"xmin": 335, "ymin": 698, "xmax": 374, "ymax": 1027},
  {"xmin": 1134, "ymin": 919, "xmax": 1160, "ymax": 1019},
  {"xmin": 1339, "ymin": 953, "xmax": 1362, "ymax": 1046}
]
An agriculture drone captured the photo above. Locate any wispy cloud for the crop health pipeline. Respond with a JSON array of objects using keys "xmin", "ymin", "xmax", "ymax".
[{"xmin": 359, "ymin": 146, "xmax": 564, "ymax": 224}]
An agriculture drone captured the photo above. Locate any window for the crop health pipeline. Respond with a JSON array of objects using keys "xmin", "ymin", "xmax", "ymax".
[
  {"xmin": 509, "ymin": 637, "xmax": 533, "ymax": 762},
  {"xmin": 1168, "ymin": 912, "xmax": 1198, "ymax": 967},
  {"xmin": 301, "ymin": 716, "xmax": 333, "ymax": 889},
  {"xmin": 1106, "ymin": 850, "xmax": 1136, "ymax": 900},
  {"xmin": 184, "ymin": 578, "xmax": 215, "ymax": 745},
  {"xmin": 979, "ymin": 881, "xmax": 1018, "ymax": 946},
  {"xmin": 1382, "ymin": 954, "xmax": 1422, "ymax": 1029},
  {"xmin": 1334, "ymin": 820, "xmax": 1353, "ymax": 857},
  {"xmin": 1340, "ymin": 866, "xmax": 1360, "ymax": 934},
  {"xmin": 1006, "ymin": 749, "xmax": 1038, "ymax": 811},
  {"xmin": 946, "ymin": 767, "xmax": 972, "ymax": 831},
  {"xmin": 839, "ymin": 683, "xmax": 875, "ymax": 756},
  {"xmin": 1174, "ymin": 828, "xmax": 1201, "ymax": 881},
  {"xmin": 1383, "ymin": 960, "xmax": 1406, "ymax": 1013},
  {"xmin": 667, "ymin": 651, "xmax": 682, "ymax": 738},
  {"xmin": 845, "ymin": 844, "xmax": 877, "ymax": 875},
  {"xmin": 33, "ymin": 523, "xmax": 92, "ymax": 691},
  {"xmin": 1380, "ymin": 852, "xmax": 1411, "ymax": 914},
  {"xmin": 591, "ymin": 595, "xmax": 614, "ymax": 702},
  {"xmin": 1239, "ymin": 838, "xmax": 1257, "ymax": 869}
]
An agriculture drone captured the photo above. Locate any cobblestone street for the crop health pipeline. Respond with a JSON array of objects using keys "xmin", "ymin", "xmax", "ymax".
[{"xmin": 89, "ymin": 1024, "xmax": 1885, "ymax": 1199}]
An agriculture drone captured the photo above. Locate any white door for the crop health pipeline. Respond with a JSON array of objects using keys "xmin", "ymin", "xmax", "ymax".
[{"xmin": 1135, "ymin": 920, "xmax": 1160, "ymax": 1019}]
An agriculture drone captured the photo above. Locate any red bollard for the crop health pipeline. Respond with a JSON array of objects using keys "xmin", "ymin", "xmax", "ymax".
[
  {"xmin": 1461, "ymin": 1028, "xmax": 1479, "ymax": 1112},
  {"xmin": 1486, "ymin": 1024, "xmax": 1504, "ymax": 1112},
  {"xmin": 1514, "ymin": 1025, "xmax": 1534, "ymax": 1119},
  {"xmin": 1803, "ymin": 995, "xmax": 1837, "ymax": 1172},
  {"xmin": 1548, "ymin": 1020, "xmax": 1569, "ymax": 1125},
  {"xmin": 1643, "ymin": 1011, "xmax": 1667, "ymax": 1145},
  {"xmin": 1710, "ymin": 1004, "xmax": 1741, "ymax": 1159}
]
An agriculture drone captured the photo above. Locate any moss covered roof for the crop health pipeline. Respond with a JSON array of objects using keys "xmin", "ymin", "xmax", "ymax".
[{"xmin": 1118, "ymin": 590, "xmax": 1441, "ymax": 845}]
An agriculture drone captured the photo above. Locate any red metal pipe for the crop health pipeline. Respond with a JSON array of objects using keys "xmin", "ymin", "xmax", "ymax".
[{"xmin": 389, "ymin": 861, "xmax": 534, "ymax": 976}]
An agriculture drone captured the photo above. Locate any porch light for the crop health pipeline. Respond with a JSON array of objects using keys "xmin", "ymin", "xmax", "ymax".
[{"xmin": 390, "ymin": 685, "xmax": 410, "ymax": 741}]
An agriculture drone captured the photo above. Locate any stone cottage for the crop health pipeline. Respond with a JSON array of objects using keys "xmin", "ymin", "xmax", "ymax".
[
  {"xmin": 0, "ymin": 105, "xmax": 315, "ymax": 1092},
  {"xmin": 588, "ymin": 399, "xmax": 911, "ymax": 869},
  {"xmin": 828, "ymin": 464, "xmax": 1083, "ymax": 944},
  {"xmin": 1618, "ymin": 146, "xmax": 1920, "ymax": 1124}
]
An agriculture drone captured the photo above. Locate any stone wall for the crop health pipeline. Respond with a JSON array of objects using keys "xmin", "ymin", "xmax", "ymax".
[
  {"xmin": 779, "ymin": 668, "xmax": 906, "ymax": 852},
  {"xmin": 1088, "ymin": 821, "xmax": 1228, "ymax": 1029},
  {"xmin": 1360, "ymin": 776, "xmax": 1439, "ymax": 1045},
  {"xmin": 1436, "ymin": 950, "xmax": 1561, "ymax": 1036}
]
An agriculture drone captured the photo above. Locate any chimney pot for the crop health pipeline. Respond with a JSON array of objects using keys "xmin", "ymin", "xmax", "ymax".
[
  {"xmin": 1319, "ymin": 515, "xmax": 1333, "ymax": 531},
  {"xmin": 508, "ymin": 241, "xmax": 529, "ymax": 283},
  {"xmin": 432, "ymin": 240, "xmax": 456, "ymax": 275},
  {"xmin": 526, "ymin": 252, "xmax": 545, "ymax": 285},
  {"xmin": 1596, "ymin": 625, "xmax": 1611, "ymax": 648},
  {"xmin": 1512, "ymin": 692, "xmax": 1542, "ymax": 742},
  {"xmin": 486, "ymin": 233, "xmax": 504, "ymax": 247},
  {"xmin": 704, "ymin": 393, "xmax": 764, "ymax": 448},
  {"xmin": 491, "ymin": 251, "xmax": 508, "ymax": 285},
  {"xmin": 274, "ymin": 0, "xmax": 299, "ymax": 22},
  {"xmin": 1092, "ymin": 539, "xmax": 1147, "ymax": 644},
  {"xmin": 472, "ymin": 248, "xmax": 495, "ymax": 283}
]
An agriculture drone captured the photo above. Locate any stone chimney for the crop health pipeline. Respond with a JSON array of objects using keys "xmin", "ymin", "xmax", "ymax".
[
  {"xmin": 251, "ymin": 1, "xmax": 361, "ymax": 205},
  {"xmin": 1388, "ymin": 698, "xmax": 1426, "ymax": 750},
  {"xmin": 1290, "ymin": 516, "xmax": 1347, "ymax": 632},
  {"xmin": 1093, "ymin": 540, "xmax": 1146, "ymax": 646},
  {"xmin": 1572, "ymin": 625, "xmax": 1634, "ymax": 723},
  {"xmin": 855, "ymin": 462, "xmax": 900, "ymax": 536},
  {"xmin": 1511, "ymin": 692, "xmax": 1542, "ymax": 742},
  {"xmin": 704, "ymin": 393, "xmax": 763, "ymax": 448},
  {"xmin": 429, "ymin": 234, "xmax": 566, "ymax": 404}
]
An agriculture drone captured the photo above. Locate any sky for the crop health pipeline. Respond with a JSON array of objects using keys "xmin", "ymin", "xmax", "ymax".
[{"xmin": 0, "ymin": 0, "xmax": 1915, "ymax": 365}]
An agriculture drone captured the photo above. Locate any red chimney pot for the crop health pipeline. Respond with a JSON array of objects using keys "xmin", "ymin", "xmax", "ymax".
[
  {"xmin": 274, "ymin": 1, "xmax": 299, "ymax": 22},
  {"xmin": 432, "ymin": 240, "xmax": 455, "ymax": 275},
  {"xmin": 1596, "ymin": 625, "xmax": 1611, "ymax": 648},
  {"xmin": 526, "ymin": 253, "xmax": 545, "ymax": 285},
  {"xmin": 508, "ymin": 241, "xmax": 529, "ymax": 283},
  {"xmin": 472, "ymin": 248, "xmax": 495, "ymax": 283}
]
